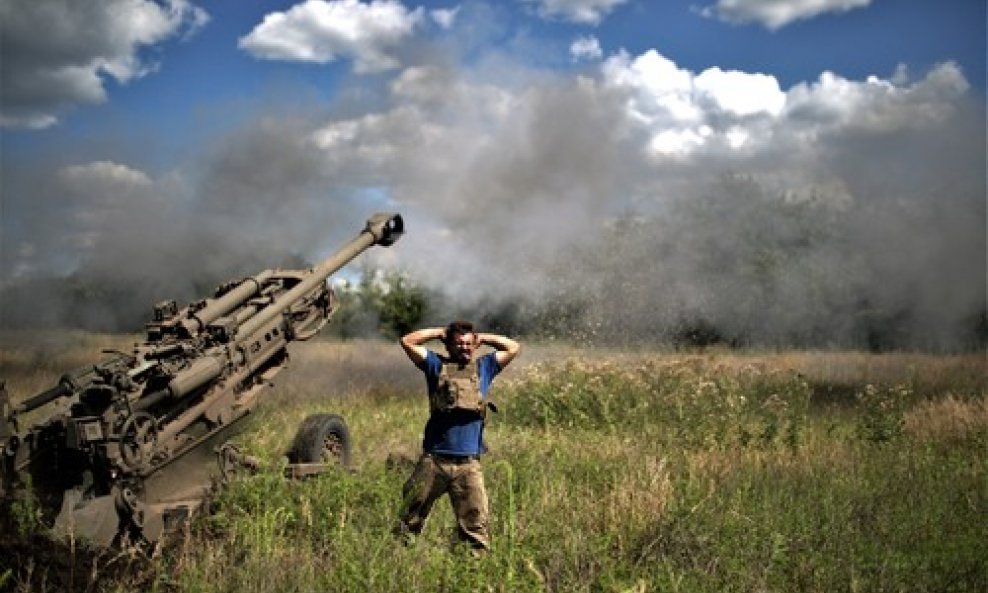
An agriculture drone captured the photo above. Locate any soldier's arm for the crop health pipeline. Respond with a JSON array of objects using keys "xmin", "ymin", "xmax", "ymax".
[
  {"xmin": 400, "ymin": 327, "xmax": 446, "ymax": 366},
  {"xmin": 477, "ymin": 333, "xmax": 521, "ymax": 369}
]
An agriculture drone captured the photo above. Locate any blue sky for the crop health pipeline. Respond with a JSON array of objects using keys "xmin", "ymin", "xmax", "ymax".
[
  {"xmin": 3, "ymin": 1, "xmax": 984, "ymax": 156},
  {"xmin": 1, "ymin": 0, "xmax": 985, "ymax": 345}
]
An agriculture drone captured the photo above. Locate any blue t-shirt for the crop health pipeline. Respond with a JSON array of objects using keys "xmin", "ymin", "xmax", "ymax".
[{"xmin": 418, "ymin": 350, "xmax": 501, "ymax": 456}]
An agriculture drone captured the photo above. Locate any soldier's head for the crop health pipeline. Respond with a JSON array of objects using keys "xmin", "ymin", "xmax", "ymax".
[{"xmin": 444, "ymin": 320, "xmax": 477, "ymax": 364}]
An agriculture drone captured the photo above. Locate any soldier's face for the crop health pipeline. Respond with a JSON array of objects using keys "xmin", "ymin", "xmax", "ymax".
[{"xmin": 449, "ymin": 332, "xmax": 476, "ymax": 363}]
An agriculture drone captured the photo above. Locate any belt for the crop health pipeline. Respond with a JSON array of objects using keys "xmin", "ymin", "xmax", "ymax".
[{"xmin": 427, "ymin": 453, "xmax": 480, "ymax": 464}]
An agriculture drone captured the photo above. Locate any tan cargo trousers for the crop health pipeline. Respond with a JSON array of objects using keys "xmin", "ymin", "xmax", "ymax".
[{"xmin": 398, "ymin": 453, "xmax": 490, "ymax": 550}]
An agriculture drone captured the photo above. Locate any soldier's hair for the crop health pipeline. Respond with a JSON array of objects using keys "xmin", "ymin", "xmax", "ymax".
[{"xmin": 445, "ymin": 320, "xmax": 475, "ymax": 341}]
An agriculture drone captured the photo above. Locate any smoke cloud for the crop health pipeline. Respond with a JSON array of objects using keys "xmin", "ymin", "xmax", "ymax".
[{"xmin": 1, "ymin": 4, "xmax": 984, "ymax": 350}]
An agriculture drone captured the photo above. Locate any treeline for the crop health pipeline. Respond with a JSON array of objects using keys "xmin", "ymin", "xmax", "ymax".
[
  {"xmin": 326, "ymin": 266, "xmax": 988, "ymax": 352},
  {"xmin": 1, "ymin": 265, "xmax": 985, "ymax": 352}
]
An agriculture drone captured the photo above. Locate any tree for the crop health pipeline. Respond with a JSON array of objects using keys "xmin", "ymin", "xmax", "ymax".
[
  {"xmin": 376, "ymin": 270, "xmax": 428, "ymax": 338},
  {"xmin": 327, "ymin": 267, "xmax": 430, "ymax": 339}
]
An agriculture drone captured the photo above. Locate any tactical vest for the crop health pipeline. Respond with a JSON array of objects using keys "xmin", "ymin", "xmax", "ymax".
[{"xmin": 431, "ymin": 359, "xmax": 486, "ymax": 417}]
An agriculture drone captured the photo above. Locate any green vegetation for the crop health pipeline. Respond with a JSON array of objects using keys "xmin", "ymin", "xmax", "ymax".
[
  {"xmin": 330, "ymin": 268, "xmax": 430, "ymax": 340},
  {"xmin": 2, "ymin": 341, "xmax": 985, "ymax": 592}
]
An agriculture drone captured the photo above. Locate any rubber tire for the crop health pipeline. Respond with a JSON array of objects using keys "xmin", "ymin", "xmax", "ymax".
[{"xmin": 286, "ymin": 413, "xmax": 352, "ymax": 469}]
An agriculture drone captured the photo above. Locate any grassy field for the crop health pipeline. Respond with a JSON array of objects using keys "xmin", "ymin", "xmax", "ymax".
[{"xmin": 1, "ymin": 334, "xmax": 986, "ymax": 592}]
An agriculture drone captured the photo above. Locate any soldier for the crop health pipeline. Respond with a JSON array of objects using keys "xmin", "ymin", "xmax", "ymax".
[{"xmin": 397, "ymin": 320, "xmax": 521, "ymax": 552}]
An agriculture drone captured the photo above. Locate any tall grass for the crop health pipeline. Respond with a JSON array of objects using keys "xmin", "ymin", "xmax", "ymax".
[{"xmin": 1, "ymin": 338, "xmax": 985, "ymax": 592}]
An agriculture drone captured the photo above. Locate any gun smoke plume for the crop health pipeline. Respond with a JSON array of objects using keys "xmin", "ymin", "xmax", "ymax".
[{"xmin": 2, "ymin": 6, "xmax": 984, "ymax": 350}]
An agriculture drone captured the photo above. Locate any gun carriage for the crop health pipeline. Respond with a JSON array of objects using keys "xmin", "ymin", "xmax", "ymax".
[{"xmin": 0, "ymin": 213, "xmax": 403, "ymax": 546}]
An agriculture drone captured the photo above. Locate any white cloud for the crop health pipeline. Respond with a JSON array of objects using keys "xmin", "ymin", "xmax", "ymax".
[
  {"xmin": 694, "ymin": 67, "xmax": 786, "ymax": 117},
  {"xmin": 784, "ymin": 63, "xmax": 969, "ymax": 134},
  {"xmin": 521, "ymin": 0, "xmax": 629, "ymax": 25},
  {"xmin": 647, "ymin": 127, "xmax": 711, "ymax": 157},
  {"xmin": 0, "ymin": 113, "xmax": 58, "ymax": 130},
  {"xmin": 600, "ymin": 49, "xmax": 967, "ymax": 157},
  {"xmin": 0, "ymin": 0, "xmax": 208, "ymax": 129},
  {"xmin": 239, "ymin": 0, "xmax": 424, "ymax": 73},
  {"xmin": 570, "ymin": 35, "xmax": 603, "ymax": 62},
  {"xmin": 701, "ymin": 0, "xmax": 873, "ymax": 30},
  {"xmin": 58, "ymin": 161, "xmax": 154, "ymax": 190},
  {"xmin": 602, "ymin": 50, "xmax": 700, "ymax": 129},
  {"xmin": 430, "ymin": 6, "xmax": 459, "ymax": 29}
]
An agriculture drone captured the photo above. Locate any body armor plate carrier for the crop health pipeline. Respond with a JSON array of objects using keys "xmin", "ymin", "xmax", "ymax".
[{"xmin": 431, "ymin": 359, "xmax": 486, "ymax": 417}]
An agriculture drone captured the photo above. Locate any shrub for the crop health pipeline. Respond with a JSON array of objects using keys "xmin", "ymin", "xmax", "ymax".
[{"xmin": 856, "ymin": 383, "xmax": 910, "ymax": 443}]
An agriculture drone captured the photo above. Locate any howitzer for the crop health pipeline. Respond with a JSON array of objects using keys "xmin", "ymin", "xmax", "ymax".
[{"xmin": 0, "ymin": 213, "xmax": 403, "ymax": 546}]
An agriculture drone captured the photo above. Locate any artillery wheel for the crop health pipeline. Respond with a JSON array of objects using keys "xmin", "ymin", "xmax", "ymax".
[
  {"xmin": 287, "ymin": 413, "xmax": 351, "ymax": 469},
  {"xmin": 119, "ymin": 412, "xmax": 158, "ymax": 471}
]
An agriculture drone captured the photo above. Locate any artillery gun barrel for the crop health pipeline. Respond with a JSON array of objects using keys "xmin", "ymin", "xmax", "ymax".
[
  {"xmin": 14, "ymin": 382, "xmax": 72, "ymax": 414},
  {"xmin": 138, "ymin": 214, "xmax": 403, "ymax": 410},
  {"xmin": 235, "ymin": 213, "xmax": 403, "ymax": 342},
  {"xmin": 186, "ymin": 270, "xmax": 275, "ymax": 333},
  {"xmin": 12, "ymin": 364, "xmax": 104, "ymax": 414}
]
